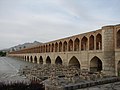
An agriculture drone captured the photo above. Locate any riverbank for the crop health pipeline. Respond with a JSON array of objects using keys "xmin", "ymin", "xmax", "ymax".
[{"xmin": 0, "ymin": 57, "xmax": 34, "ymax": 84}]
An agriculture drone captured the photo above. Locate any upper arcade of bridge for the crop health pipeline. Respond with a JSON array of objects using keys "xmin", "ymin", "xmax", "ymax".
[{"xmin": 9, "ymin": 24, "xmax": 120, "ymax": 54}]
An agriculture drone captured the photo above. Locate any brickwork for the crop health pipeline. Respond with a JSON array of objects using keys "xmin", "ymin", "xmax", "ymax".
[{"xmin": 8, "ymin": 24, "xmax": 120, "ymax": 76}]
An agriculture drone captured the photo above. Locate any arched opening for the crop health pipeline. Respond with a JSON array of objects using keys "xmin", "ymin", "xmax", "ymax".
[
  {"xmin": 48, "ymin": 44, "xmax": 51, "ymax": 52},
  {"xmin": 25, "ymin": 56, "xmax": 26, "ymax": 61},
  {"xmin": 74, "ymin": 38, "xmax": 80, "ymax": 51},
  {"xmin": 27, "ymin": 56, "xmax": 29, "ymax": 62},
  {"xmin": 63, "ymin": 41, "xmax": 67, "ymax": 52},
  {"xmin": 33, "ymin": 47, "xmax": 35, "ymax": 53},
  {"xmin": 30, "ymin": 56, "xmax": 33, "ymax": 63},
  {"xmin": 117, "ymin": 61, "xmax": 120, "ymax": 76},
  {"xmin": 39, "ymin": 56, "xmax": 43, "ymax": 64},
  {"xmin": 117, "ymin": 61, "xmax": 120, "ymax": 75},
  {"xmin": 81, "ymin": 36, "xmax": 88, "ymax": 51},
  {"xmin": 55, "ymin": 56, "xmax": 62, "ymax": 65},
  {"xmin": 46, "ymin": 45, "xmax": 48, "ymax": 52},
  {"xmin": 90, "ymin": 56, "xmax": 102, "ymax": 72},
  {"xmin": 34, "ymin": 56, "xmax": 37, "ymax": 64},
  {"xmin": 40, "ymin": 46, "xmax": 42, "ymax": 53},
  {"xmin": 35, "ymin": 47, "xmax": 38, "ymax": 53},
  {"xmin": 46, "ymin": 56, "xmax": 51, "ymax": 64},
  {"xmin": 55, "ymin": 42, "xmax": 58, "ymax": 52},
  {"xmin": 51, "ymin": 43, "xmax": 54, "ymax": 52},
  {"xmin": 96, "ymin": 34, "xmax": 102, "ymax": 50},
  {"xmin": 41, "ymin": 46, "xmax": 43, "ymax": 53},
  {"xmin": 59, "ymin": 42, "xmax": 62, "ymax": 52},
  {"xmin": 117, "ymin": 30, "xmax": 120, "ymax": 48},
  {"xmin": 43, "ymin": 45, "xmax": 45, "ymax": 53},
  {"xmin": 68, "ymin": 39, "xmax": 73, "ymax": 51},
  {"xmin": 31, "ymin": 48, "xmax": 33, "ymax": 53},
  {"xmin": 89, "ymin": 35, "xmax": 94, "ymax": 50},
  {"xmin": 69, "ymin": 56, "xmax": 80, "ymax": 68},
  {"xmin": 38, "ymin": 46, "xmax": 40, "ymax": 53}
]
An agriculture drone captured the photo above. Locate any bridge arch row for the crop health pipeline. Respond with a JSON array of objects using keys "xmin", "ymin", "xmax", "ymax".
[
  {"xmin": 9, "ymin": 29, "xmax": 120, "ymax": 55},
  {"xmin": 11, "ymin": 32, "xmax": 102, "ymax": 54},
  {"xmin": 23, "ymin": 55, "xmax": 64, "ymax": 65},
  {"xmin": 35, "ymin": 33, "xmax": 102, "ymax": 52},
  {"xmin": 42, "ymin": 33, "xmax": 102, "ymax": 52},
  {"xmin": 23, "ymin": 55, "xmax": 103, "ymax": 72}
]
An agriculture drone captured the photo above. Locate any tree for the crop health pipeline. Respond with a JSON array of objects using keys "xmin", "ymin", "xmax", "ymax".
[{"xmin": 0, "ymin": 51, "xmax": 6, "ymax": 57}]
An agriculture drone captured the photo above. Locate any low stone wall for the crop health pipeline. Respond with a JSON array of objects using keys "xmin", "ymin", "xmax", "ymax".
[{"xmin": 45, "ymin": 77, "xmax": 120, "ymax": 90}]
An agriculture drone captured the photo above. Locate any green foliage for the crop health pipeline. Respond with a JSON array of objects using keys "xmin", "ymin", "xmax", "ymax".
[{"xmin": 0, "ymin": 51, "xmax": 6, "ymax": 57}]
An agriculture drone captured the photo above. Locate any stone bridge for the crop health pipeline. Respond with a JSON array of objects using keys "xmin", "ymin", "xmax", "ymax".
[{"xmin": 8, "ymin": 24, "xmax": 120, "ymax": 76}]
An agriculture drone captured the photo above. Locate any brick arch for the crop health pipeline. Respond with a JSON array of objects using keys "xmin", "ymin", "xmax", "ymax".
[
  {"xmin": 55, "ymin": 56, "xmax": 62, "ymax": 65},
  {"xmin": 40, "ymin": 46, "xmax": 42, "ymax": 53},
  {"xmin": 63, "ymin": 41, "xmax": 67, "ymax": 52},
  {"xmin": 45, "ymin": 44, "xmax": 48, "ymax": 52},
  {"xmin": 27, "ymin": 56, "xmax": 29, "ymax": 62},
  {"xmin": 43, "ymin": 45, "xmax": 45, "ymax": 53},
  {"xmin": 41, "ymin": 45, "xmax": 44, "ymax": 53},
  {"xmin": 55, "ymin": 42, "xmax": 58, "ymax": 52},
  {"xmin": 48, "ymin": 44, "xmax": 51, "ymax": 52},
  {"xmin": 89, "ymin": 35, "xmax": 94, "ymax": 50},
  {"xmin": 30, "ymin": 56, "xmax": 33, "ymax": 63},
  {"xmin": 81, "ymin": 36, "xmax": 88, "ymax": 51},
  {"xmin": 74, "ymin": 38, "xmax": 80, "ymax": 51},
  {"xmin": 90, "ymin": 56, "xmax": 102, "ymax": 72},
  {"xmin": 68, "ymin": 39, "xmax": 73, "ymax": 51},
  {"xmin": 96, "ymin": 33, "xmax": 102, "ymax": 50},
  {"xmin": 117, "ymin": 30, "xmax": 120, "ymax": 48},
  {"xmin": 59, "ymin": 41, "xmax": 62, "ymax": 52},
  {"xmin": 51, "ymin": 43, "xmax": 54, "ymax": 52},
  {"xmin": 68, "ymin": 56, "xmax": 80, "ymax": 68},
  {"xmin": 34, "ymin": 56, "xmax": 37, "ymax": 64},
  {"xmin": 46, "ymin": 56, "xmax": 51, "ymax": 64},
  {"xmin": 117, "ymin": 60, "xmax": 120, "ymax": 76},
  {"xmin": 24, "ymin": 56, "xmax": 26, "ymax": 61},
  {"xmin": 39, "ymin": 56, "xmax": 43, "ymax": 64}
]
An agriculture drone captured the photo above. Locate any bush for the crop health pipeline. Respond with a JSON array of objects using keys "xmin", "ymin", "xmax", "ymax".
[
  {"xmin": 0, "ymin": 82, "xmax": 44, "ymax": 90},
  {"xmin": 0, "ymin": 51, "xmax": 6, "ymax": 57}
]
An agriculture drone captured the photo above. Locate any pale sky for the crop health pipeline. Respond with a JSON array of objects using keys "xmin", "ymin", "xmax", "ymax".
[{"xmin": 0, "ymin": 0, "xmax": 120, "ymax": 49}]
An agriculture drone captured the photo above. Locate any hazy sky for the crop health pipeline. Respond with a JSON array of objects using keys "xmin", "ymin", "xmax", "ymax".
[{"xmin": 0, "ymin": 0, "xmax": 120, "ymax": 49}]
